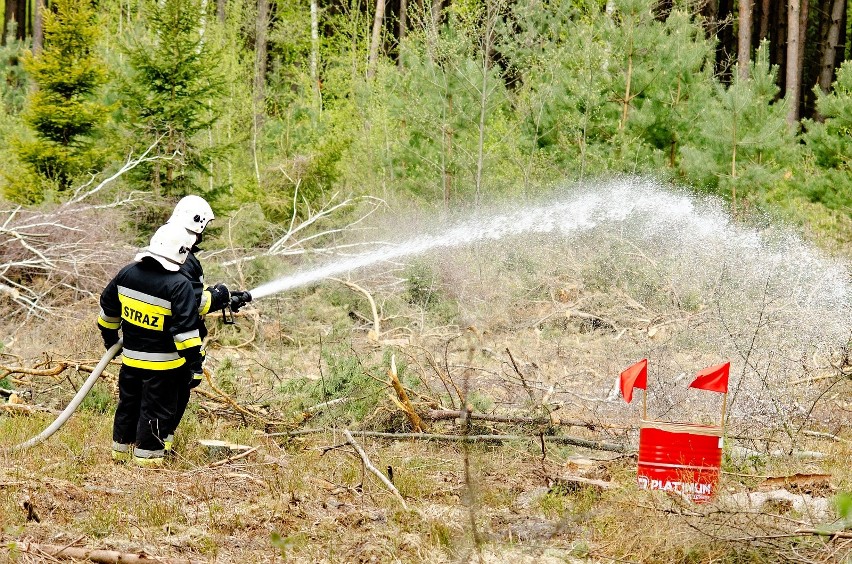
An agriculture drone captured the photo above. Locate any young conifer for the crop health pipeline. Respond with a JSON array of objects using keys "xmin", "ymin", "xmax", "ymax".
[
  {"xmin": 14, "ymin": 0, "xmax": 108, "ymax": 199},
  {"xmin": 119, "ymin": 0, "xmax": 225, "ymax": 196},
  {"xmin": 802, "ymin": 61, "xmax": 852, "ymax": 211}
]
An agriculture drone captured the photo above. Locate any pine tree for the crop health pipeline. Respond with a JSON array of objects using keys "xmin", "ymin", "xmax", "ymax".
[
  {"xmin": 119, "ymin": 0, "xmax": 225, "ymax": 196},
  {"xmin": 801, "ymin": 61, "xmax": 852, "ymax": 211},
  {"xmin": 679, "ymin": 44, "xmax": 798, "ymax": 212},
  {"xmin": 14, "ymin": 0, "xmax": 108, "ymax": 197},
  {"xmin": 383, "ymin": 0, "xmax": 512, "ymax": 205}
]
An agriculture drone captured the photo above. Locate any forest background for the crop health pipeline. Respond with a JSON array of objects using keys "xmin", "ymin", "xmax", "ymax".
[{"xmin": 0, "ymin": 0, "xmax": 851, "ymax": 255}]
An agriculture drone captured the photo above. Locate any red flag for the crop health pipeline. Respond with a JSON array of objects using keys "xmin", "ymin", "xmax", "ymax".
[
  {"xmin": 620, "ymin": 359, "xmax": 648, "ymax": 403},
  {"xmin": 689, "ymin": 362, "xmax": 730, "ymax": 393}
]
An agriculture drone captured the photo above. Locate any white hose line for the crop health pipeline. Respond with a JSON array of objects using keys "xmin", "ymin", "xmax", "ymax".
[{"xmin": 10, "ymin": 339, "xmax": 123, "ymax": 452}]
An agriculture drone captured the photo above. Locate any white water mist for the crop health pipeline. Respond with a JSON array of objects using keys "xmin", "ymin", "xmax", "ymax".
[{"xmin": 250, "ymin": 177, "xmax": 849, "ymax": 317}]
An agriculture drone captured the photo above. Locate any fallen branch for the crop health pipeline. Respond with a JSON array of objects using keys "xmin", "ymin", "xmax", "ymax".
[
  {"xmin": 723, "ymin": 529, "xmax": 852, "ymax": 541},
  {"xmin": 270, "ymin": 428, "xmax": 628, "ymax": 453},
  {"xmin": 343, "ymin": 429, "xmax": 408, "ymax": 510},
  {"xmin": 388, "ymin": 355, "xmax": 424, "ymax": 432},
  {"xmin": 802, "ymin": 430, "xmax": 848, "ymax": 443},
  {"xmin": 424, "ymin": 409, "xmax": 596, "ymax": 429},
  {"xmin": 0, "ymin": 404, "xmax": 61, "ymax": 416},
  {"xmin": 198, "ymin": 369, "xmax": 271, "ymax": 425},
  {"xmin": 8, "ymin": 541, "xmax": 204, "ymax": 563},
  {"xmin": 210, "ymin": 446, "xmax": 259, "ymax": 468},
  {"xmin": 0, "ymin": 363, "xmax": 68, "ymax": 379}
]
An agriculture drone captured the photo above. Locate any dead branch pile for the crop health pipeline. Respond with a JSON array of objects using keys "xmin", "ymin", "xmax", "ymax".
[{"xmin": 0, "ymin": 203, "xmax": 137, "ymax": 323}]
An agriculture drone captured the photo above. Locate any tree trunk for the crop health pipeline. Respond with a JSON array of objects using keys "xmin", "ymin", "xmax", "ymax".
[
  {"xmin": 32, "ymin": 0, "xmax": 44, "ymax": 53},
  {"xmin": 443, "ymin": 94, "xmax": 453, "ymax": 207},
  {"xmin": 785, "ymin": 0, "xmax": 800, "ymax": 125},
  {"xmin": 474, "ymin": 0, "xmax": 496, "ymax": 206},
  {"xmin": 217, "ymin": 0, "xmax": 226, "ymax": 23},
  {"xmin": 795, "ymin": 0, "xmax": 808, "ymax": 116},
  {"xmin": 431, "ymin": 0, "xmax": 441, "ymax": 27},
  {"xmin": 771, "ymin": 1, "xmax": 787, "ymax": 71},
  {"xmin": 397, "ymin": 0, "xmax": 406, "ymax": 67},
  {"xmin": 367, "ymin": 0, "xmax": 385, "ymax": 78},
  {"xmin": 14, "ymin": 0, "xmax": 26, "ymax": 40},
  {"xmin": 836, "ymin": 4, "xmax": 852, "ymax": 66},
  {"xmin": 2, "ymin": 0, "xmax": 9, "ymax": 46},
  {"xmin": 817, "ymin": 0, "xmax": 845, "ymax": 92},
  {"xmin": 311, "ymin": 0, "xmax": 320, "ymax": 110},
  {"xmin": 737, "ymin": 0, "xmax": 752, "ymax": 80},
  {"xmin": 619, "ymin": 34, "xmax": 634, "ymax": 131},
  {"xmin": 252, "ymin": 0, "xmax": 269, "ymax": 182},
  {"xmin": 757, "ymin": 0, "xmax": 769, "ymax": 40}
]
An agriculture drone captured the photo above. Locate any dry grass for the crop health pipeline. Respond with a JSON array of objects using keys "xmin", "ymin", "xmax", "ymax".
[
  {"xmin": 2, "ymin": 410, "xmax": 850, "ymax": 563},
  {"xmin": 1, "ymin": 221, "xmax": 850, "ymax": 563}
]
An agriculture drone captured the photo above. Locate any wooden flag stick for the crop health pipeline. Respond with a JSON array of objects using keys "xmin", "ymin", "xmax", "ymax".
[
  {"xmin": 720, "ymin": 392, "xmax": 728, "ymax": 428},
  {"xmin": 642, "ymin": 388, "xmax": 648, "ymax": 421}
]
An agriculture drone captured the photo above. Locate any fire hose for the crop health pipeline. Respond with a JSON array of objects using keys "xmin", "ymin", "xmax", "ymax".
[
  {"xmin": 9, "ymin": 339, "xmax": 124, "ymax": 452},
  {"xmin": 7, "ymin": 292, "xmax": 253, "ymax": 452}
]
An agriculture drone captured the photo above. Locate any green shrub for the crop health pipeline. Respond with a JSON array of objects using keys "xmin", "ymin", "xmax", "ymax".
[{"xmin": 80, "ymin": 382, "xmax": 114, "ymax": 414}]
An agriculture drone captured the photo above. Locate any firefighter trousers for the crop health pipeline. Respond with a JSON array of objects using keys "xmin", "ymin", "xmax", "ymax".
[
  {"xmin": 166, "ymin": 369, "xmax": 196, "ymax": 443},
  {"xmin": 112, "ymin": 365, "xmax": 182, "ymax": 458}
]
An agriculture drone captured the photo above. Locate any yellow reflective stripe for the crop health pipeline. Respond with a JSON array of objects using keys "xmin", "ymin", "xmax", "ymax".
[
  {"xmin": 122, "ymin": 356, "xmax": 186, "ymax": 370},
  {"xmin": 199, "ymin": 290, "xmax": 212, "ymax": 315},
  {"xmin": 174, "ymin": 336, "xmax": 202, "ymax": 350},
  {"xmin": 119, "ymin": 294, "xmax": 170, "ymax": 331},
  {"xmin": 98, "ymin": 316, "xmax": 121, "ymax": 330}
]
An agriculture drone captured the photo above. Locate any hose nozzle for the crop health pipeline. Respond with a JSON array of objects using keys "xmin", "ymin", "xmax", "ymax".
[{"xmin": 229, "ymin": 291, "xmax": 252, "ymax": 313}]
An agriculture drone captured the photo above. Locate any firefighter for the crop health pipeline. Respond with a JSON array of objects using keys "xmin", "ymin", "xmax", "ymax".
[
  {"xmin": 98, "ymin": 223, "xmax": 202, "ymax": 467},
  {"xmin": 162, "ymin": 195, "xmax": 251, "ymax": 454}
]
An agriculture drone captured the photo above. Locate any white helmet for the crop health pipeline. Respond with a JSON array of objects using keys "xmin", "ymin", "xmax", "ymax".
[
  {"xmin": 134, "ymin": 223, "xmax": 196, "ymax": 271},
  {"xmin": 167, "ymin": 195, "xmax": 214, "ymax": 234}
]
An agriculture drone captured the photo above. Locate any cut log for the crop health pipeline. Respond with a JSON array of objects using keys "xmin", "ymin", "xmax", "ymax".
[
  {"xmin": 554, "ymin": 474, "xmax": 614, "ymax": 491},
  {"xmin": 197, "ymin": 439, "xmax": 252, "ymax": 462}
]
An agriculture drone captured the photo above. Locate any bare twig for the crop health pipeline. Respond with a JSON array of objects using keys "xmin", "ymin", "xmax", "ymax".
[
  {"xmin": 343, "ymin": 429, "xmax": 408, "ymax": 510},
  {"xmin": 331, "ymin": 278, "xmax": 381, "ymax": 339},
  {"xmin": 209, "ymin": 446, "xmax": 259, "ymax": 468},
  {"xmin": 220, "ymin": 194, "xmax": 386, "ymax": 267},
  {"xmin": 67, "ymin": 135, "xmax": 172, "ymax": 204}
]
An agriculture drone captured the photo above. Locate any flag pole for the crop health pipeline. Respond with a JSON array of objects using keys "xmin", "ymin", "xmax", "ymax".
[
  {"xmin": 719, "ymin": 392, "xmax": 728, "ymax": 428},
  {"xmin": 642, "ymin": 388, "xmax": 647, "ymax": 421}
]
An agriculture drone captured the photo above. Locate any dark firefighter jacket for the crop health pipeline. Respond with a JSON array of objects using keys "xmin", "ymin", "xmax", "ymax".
[
  {"xmin": 180, "ymin": 251, "xmax": 229, "ymax": 342},
  {"xmin": 98, "ymin": 258, "xmax": 203, "ymax": 371}
]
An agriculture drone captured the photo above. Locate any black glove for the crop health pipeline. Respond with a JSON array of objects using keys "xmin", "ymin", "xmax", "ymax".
[
  {"xmin": 209, "ymin": 283, "xmax": 230, "ymax": 312},
  {"xmin": 101, "ymin": 330, "xmax": 120, "ymax": 351},
  {"xmin": 189, "ymin": 371, "xmax": 203, "ymax": 389}
]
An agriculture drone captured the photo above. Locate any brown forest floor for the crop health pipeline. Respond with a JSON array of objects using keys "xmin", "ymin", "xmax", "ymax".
[{"xmin": 1, "ymin": 239, "xmax": 851, "ymax": 563}]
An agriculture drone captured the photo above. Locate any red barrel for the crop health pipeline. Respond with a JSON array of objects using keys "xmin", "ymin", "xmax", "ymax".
[{"xmin": 637, "ymin": 421, "xmax": 723, "ymax": 503}]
